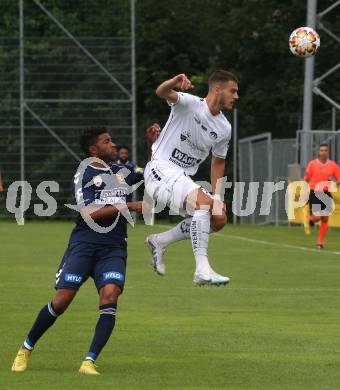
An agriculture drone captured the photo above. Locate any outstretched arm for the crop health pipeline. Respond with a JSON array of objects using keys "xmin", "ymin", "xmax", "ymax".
[
  {"xmin": 156, "ymin": 74, "xmax": 194, "ymax": 104},
  {"xmin": 87, "ymin": 202, "xmax": 143, "ymax": 222},
  {"xmin": 0, "ymin": 174, "xmax": 3, "ymax": 192}
]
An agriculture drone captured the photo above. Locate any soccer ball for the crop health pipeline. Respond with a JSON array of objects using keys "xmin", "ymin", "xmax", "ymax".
[{"xmin": 289, "ymin": 27, "xmax": 320, "ymax": 58}]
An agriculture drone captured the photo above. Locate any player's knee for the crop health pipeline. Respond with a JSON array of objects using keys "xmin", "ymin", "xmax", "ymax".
[
  {"xmin": 52, "ymin": 290, "xmax": 76, "ymax": 314},
  {"xmin": 211, "ymin": 213, "xmax": 227, "ymax": 232},
  {"xmin": 197, "ymin": 197, "xmax": 214, "ymax": 211},
  {"xmin": 103, "ymin": 294, "xmax": 120, "ymax": 305},
  {"xmin": 52, "ymin": 297, "xmax": 69, "ymax": 315},
  {"xmin": 185, "ymin": 189, "xmax": 214, "ymax": 212},
  {"xmin": 100, "ymin": 284, "xmax": 122, "ymax": 305}
]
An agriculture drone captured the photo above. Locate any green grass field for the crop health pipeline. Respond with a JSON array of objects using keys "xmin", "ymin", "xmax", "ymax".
[{"xmin": 1, "ymin": 221, "xmax": 340, "ymax": 389}]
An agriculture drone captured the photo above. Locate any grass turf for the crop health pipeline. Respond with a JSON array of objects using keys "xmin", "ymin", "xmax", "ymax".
[{"xmin": 1, "ymin": 221, "xmax": 340, "ymax": 389}]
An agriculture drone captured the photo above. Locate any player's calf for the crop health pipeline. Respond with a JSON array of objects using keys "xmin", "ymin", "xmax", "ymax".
[
  {"xmin": 81, "ymin": 284, "xmax": 121, "ymax": 369},
  {"xmin": 211, "ymin": 211, "xmax": 227, "ymax": 232},
  {"xmin": 185, "ymin": 188, "xmax": 229, "ymax": 285},
  {"xmin": 211, "ymin": 194, "xmax": 227, "ymax": 231},
  {"xmin": 317, "ymin": 216, "xmax": 329, "ymax": 248}
]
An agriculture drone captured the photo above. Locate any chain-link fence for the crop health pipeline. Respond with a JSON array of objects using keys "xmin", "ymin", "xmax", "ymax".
[
  {"xmin": 297, "ymin": 130, "xmax": 340, "ymax": 164},
  {"xmin": 238, "ymin": 133, "xmax": 296, "ymax": 225},
  {"xmin": 0, "ymin": 1, "xmax": 135, "ymax": 219},
  {"xmin": 238, "ymin": 130, "xmax": 340, "ymax": 225}
]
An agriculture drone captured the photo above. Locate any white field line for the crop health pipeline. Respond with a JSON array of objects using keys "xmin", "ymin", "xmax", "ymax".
[
  {"xmin": 124, "ymin": 284, "xmax": 340, "ymax": 290},
  {"xmin": 221, "ymin": 287, "xmax": 340, "ymax": 292},
  {"xmin": 156, "ymin": 224, "xmax": 340, "ymax": 257},
  {"xmin": 126, "ymin": 286, "xmax": 340, "ymax": 292}
]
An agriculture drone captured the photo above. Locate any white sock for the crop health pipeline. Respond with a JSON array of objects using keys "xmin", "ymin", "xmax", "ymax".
[
  {"xmin": 155, "ymin": 218, "xmax": 192, "ymax": 247},
  {"xmin": 190, "ymin": 209, "xmax": 211, "ymax": 273},
  {"xmin": 155, "ymin": 217, "xmax": 217, "ymax": 248}
]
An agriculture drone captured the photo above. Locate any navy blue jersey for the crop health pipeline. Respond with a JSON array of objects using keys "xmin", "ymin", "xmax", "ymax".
[
  {"xmin": 116, "ymin": 160, "xmax": 144, "ymax": 202},
  {"xmin": 69, "ymin": 163, "xmax": 143, "ymax": 247}
]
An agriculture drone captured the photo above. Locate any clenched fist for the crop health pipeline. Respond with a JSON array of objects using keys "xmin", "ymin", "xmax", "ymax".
[{"xmin": 171, "ymin": 74, "xmax": 194, "ymax": 91}]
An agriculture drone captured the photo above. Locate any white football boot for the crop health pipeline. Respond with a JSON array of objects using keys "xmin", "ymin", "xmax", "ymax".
[
  {"xmin": 209, "ymin": 269, "xmax": 230, "ymax": 286},
  {"xmin": 193, "ymin": 269, "xmax": 230, "ymax": 286},
  {"xmin": 193, "ymin": 270, "xmax": 212, "ymax": 286},
  {"xmin": 146, "ymin": 235, "xmax": 165, "ymax": 275}
]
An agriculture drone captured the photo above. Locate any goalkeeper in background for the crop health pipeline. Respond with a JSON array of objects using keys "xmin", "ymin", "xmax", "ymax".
[{"xmin": 304, "ymin": 144, "xmax": 340, "ymax": 248}]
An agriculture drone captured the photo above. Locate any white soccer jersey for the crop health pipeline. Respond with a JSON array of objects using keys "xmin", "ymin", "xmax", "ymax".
[{"xmin": 151, "ymin": 92, "xmax": 232, "ymax": 176}]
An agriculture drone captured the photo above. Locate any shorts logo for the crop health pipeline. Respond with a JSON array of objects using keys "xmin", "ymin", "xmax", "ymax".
[
  {"xmin": 64, "ymin": 273, "xmax": 83, "ymax": 283},
  {"xmin": 103, "ymin": 272, "xmax": 124, "ymax": 281},
  {"xmin": 170, "ymin": 148, "xmax": 201, "ymax": 168}
]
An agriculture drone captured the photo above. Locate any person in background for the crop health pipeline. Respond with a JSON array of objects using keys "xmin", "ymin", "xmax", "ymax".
[
  {"xmin": 304, "ymin": 143, "xmax": 340, "ymax": 248},
  {"xmin": 117, "ymin": 145, "xmax": 131, "ymax": 166},
  {"xmin": 118, "ymin": 123, "xmax": 161, "ymax": 201},
  {"xmin": 117, "ymin": 146, "xmax": 141, "ymax": 173}
]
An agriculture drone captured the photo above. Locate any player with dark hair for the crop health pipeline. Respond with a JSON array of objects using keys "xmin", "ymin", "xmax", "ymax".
[
  {"xmin": 304, "ymin": 143, "xmax": 340, "ymax": 248},
  {"xmin": 117, "ymin": 143, "xmax": 144, "ymax": 178},
  {"xmin": 117, "ymin": 145, "xmax": 130, "ymax": 164},
  {"xmin": 117, "ymin": 124, "xmax": 161, "ymax": 202},
  {"xmin": 11, "ymin": 127, "xmax": 153, "ymax": 375},
  {"xmin": 145, "ymin": 70, "xmax": 239, "ymax": 285}
]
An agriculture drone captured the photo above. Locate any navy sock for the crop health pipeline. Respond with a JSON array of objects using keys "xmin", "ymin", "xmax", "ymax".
[
  {"xmin": 85, "ymin": 303, "xmax": 117, "ymax": 362},
  {"xmin": 23, "ymin": 302, "xmax": 59, "ymax": 350}
]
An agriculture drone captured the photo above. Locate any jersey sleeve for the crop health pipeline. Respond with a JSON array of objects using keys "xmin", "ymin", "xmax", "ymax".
[
  {"xmin": 167, "ymin": 92, "xmax": 198, "ymax": 110},
  {"xmin": 73, "ymin": 171, "xmax": 95, "ymax": 208},
  {"xmin": 211, "ymin": 133, "xmax": 231, "ymax": 159},
  {"xmin": 304, "ymin": 161, "xmax": 314, "ymax": 181}
]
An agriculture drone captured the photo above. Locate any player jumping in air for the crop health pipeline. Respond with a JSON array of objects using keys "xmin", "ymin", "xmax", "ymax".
[
  {"xmin": 11, "ymin": 126, "xmax": 156, "ymax": 375},
  {"xmin": 304, "ymin": 143, "xmax": 340, "ymax": 248},
  {"xmin": 145, "ymin": 70, "xmax": 239, "ymax": 286}
]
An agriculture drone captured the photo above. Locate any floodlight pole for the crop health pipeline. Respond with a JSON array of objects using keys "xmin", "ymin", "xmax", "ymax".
[
  {"xmin": 301, "ymin": 0, "xmax": 317, "ymax": 169},
  {"xmin": 131, "ymin": 0, "xmax": 137, "ymax": 165},
  {"xmin": 233, "ymin": 108, "xmax": 237, "ymax": 224},
  {"xmin": 332, "ymin": 107, "xmax": 336, "ymax": 131},
  {"xmin": 19, "ymin": 0, "xmax": 25, "ymax": 225}
]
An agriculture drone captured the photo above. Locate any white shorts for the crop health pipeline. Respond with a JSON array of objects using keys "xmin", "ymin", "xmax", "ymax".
[{"xmin": 144, "ymin": 159, "xmax": 200, "ymax": 214}]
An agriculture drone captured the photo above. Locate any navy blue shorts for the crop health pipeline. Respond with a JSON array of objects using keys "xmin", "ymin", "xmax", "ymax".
[{"xmin": 55, "ymin": 242, "xmax": 127, "ymax": 292}]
